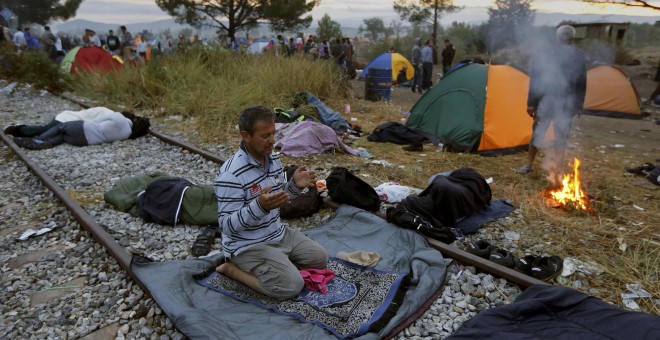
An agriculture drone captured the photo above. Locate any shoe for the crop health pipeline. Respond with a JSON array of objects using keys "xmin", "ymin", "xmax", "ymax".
[
  {"xmin": 411, "ymin": 88, "xmax": 416, "ymax": 93},
  {"xmin": 516, "ymin": 165, "xmax": 532, "ymax": 174},
  {"xmin": 402, "ymin": 142, "xmax": 423, "ymax": 152},
  {"xmin": 625, "ymin": 163, "xmax": 655, "ymax": 176},
  {"xmin": 3, "ymin": 124, "xmax": 25, "ymax": 136},
  {"xmin": 530, "ymin": 255, "xmax": 563, "ymax": 282},
  {"xmin": 13, "ymin": 137, "xmax": 53, "ymax": 150},
  {"xmin": 646, "ymin": 166, "xmax": 660, "ymax": 186},
  {"xmin": 515, "ymin": 255, "xmax": 539, "ymax": 274},
  {"xmin": 191, "ymin": 227, "xmax": 217, "ymax": 257},
  {"xmin": 466, "ymin": 240, "xmax": 493, "ymax": 258},
  {"xmin": 488, "ymin": 248, "xmax": 516, "ymax": 268}
]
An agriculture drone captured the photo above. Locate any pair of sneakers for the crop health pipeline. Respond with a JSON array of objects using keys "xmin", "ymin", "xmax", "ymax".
[{"xmin": 467, "ymin": 240, "xmax": 563, "ymax": 282}]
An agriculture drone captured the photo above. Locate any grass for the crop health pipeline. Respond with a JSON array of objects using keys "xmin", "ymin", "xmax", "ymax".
[
  {"xmin": 63, "ymin": 51, "xmax": 659, "ymax": 315},
  {"xmin": 0, "ymin": 43, "xmax": 69, "ymax": 92},
  {"xmin": 67, "ymin": 48, "xmax": 350, "ymax": 142}
]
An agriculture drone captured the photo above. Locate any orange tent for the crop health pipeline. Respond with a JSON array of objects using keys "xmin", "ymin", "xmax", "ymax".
[{"xmin": 584, "ymin": 65, "xmax": 643, "ymax": 119}]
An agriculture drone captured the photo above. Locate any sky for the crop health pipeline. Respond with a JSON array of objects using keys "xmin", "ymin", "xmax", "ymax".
[{"xmin": 68, "ymin": 0, "xmax": 660, "ymax": 25}]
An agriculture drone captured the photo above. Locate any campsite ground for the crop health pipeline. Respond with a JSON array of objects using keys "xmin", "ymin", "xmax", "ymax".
[
  {"xmin": 152, "ymin": 52, "xmax": 658, "ymax": 314},
  {"xmin": 343, "ymin": 57, "xmax": 660, "ymax": 314}
]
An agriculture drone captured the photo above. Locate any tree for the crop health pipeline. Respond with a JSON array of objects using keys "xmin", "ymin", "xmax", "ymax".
[
  {"xmin": 582, "ymin": 0, "xmax": 659, "ymax": 10},
  {"xmin": 316, "ymin": 14, "xmax": 342, "ymax": 40},
  {"xmin": 393, "ymin": 0, "xmax": 461, "ymax": 63},
  {"xmin": 358, "ymin": 17, "xmax": 390, "ymax": 41},
  {"xmin": 389, "ymin": 19, "xmax": 407, "ymax": 40},
  {"xmin": 486, "ymin": 0, "xmax": 535, "ymax": 50},
  {"xmin": 0, "ymin": 0, "xmax": 83, "ymax": 26},
  {"xmin": 155, "ymin": 0, "xmax": 319, "ymax": 39}
]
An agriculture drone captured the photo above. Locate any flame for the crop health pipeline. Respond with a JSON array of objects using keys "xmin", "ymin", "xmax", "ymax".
[{"xmin": 549, "ymin": 157, "xmax": 589, "ymax": 211}]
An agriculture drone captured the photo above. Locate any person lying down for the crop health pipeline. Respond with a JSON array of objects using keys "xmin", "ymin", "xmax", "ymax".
[{"xmin": 5, "ymin": 107, "xmax": 150, "ymax": 150}]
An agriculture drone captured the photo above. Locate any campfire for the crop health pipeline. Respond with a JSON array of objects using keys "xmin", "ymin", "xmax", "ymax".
[{"xmin": 546, "ymin": 157, "xmax": 589, "ymax": 211}]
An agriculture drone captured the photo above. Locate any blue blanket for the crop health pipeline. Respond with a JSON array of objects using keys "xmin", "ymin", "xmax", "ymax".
[
  {"xmin": 131, "ymin": 205, "xmax": 446, "ymax": 339},
  {"xmin": 198, "ymin": 258, "xmax": 408, "ymax": 338}
]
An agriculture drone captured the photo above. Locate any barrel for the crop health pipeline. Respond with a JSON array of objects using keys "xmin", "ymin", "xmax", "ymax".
[{"xmin": 365, "ymin": 67, "xmax": 392, "ymax": 101}]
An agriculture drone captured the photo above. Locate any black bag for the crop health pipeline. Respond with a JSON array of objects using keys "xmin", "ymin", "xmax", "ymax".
[
  {"xmin": 326, "ymin": 167, "xmax": 380, "ymax": 211},
  {"xmin": 280, "ymin": 166, "xmax": 322, "ymax": 219},
  {"xmin": 386, "ymin": 203, "xmax": 456, "ymax": 243},
  {"xmin": 367, "ymin": 121, "xmax": 426, "ymax": 145},
  {"xmin": 137, "ymin": 178, "xmax": 193, "ymax": 225}
]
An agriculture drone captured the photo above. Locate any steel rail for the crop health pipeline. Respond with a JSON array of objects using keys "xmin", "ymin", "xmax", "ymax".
[{"xmin": 0, "ymin": 131, "xmax": 134, "ymax": 280}]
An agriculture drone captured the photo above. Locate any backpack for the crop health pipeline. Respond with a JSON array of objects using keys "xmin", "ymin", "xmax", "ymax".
[
  {"xmin": 386, "ymin": 203, "xmax": 456, "ymax": 243},
  {"xmin": 326, "ymin": 167, "xmax": 380, "ymax": 211},
  {"xmin": 280, "ymin": 166, "xmax": 322, "ymax": 219},
  {"xmin": 136, "ymin": 178, "xmax": 193, "ymax": 225}
]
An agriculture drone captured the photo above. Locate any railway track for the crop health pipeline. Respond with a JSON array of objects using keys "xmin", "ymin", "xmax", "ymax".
[{"xmin": 1, "ymin": 87, "xmax": 543, "ymax": 339}]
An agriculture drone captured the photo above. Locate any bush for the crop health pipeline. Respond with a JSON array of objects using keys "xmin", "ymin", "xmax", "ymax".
[{"xmin": 0, "ymin": 43, "xmax": 69, "ymax": 92}]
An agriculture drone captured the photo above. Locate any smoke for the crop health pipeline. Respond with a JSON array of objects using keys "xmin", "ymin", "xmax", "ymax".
[{"xmin": 518, "ymin": 27, "xmax": 588, "ymax": 185}]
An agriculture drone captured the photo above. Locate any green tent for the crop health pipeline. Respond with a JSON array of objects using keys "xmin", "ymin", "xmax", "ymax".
[
  {"xmin": 59, "ymin": 46, "xmax": 81, "ymax": 74},
  {"xmin": 406, "ymin": 63, "xmax": 535, "ymax": 155}
]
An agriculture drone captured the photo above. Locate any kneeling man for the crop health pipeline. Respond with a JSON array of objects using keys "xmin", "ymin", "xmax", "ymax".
[{"xmin": 214, "ymin": 105, "xmax": 328, "ymax": 299}]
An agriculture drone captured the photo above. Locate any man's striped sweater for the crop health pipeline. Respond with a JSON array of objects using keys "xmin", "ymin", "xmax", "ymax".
[{"xmin": 214, "ymin": 143, "xmax": 299, "ymax": 257}]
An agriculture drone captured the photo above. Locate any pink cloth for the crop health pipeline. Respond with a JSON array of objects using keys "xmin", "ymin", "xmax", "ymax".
[{"xmin": 299, "ymin": 269, "xmax": 335, "ymax": 294}]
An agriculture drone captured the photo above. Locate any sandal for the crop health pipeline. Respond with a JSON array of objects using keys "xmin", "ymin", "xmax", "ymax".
[
  {"xmin": 515, "ymin": 255, "xmax": 540, "ymax": 275},
  {"xmin": 530, "ymin": 256, "xmax": 564, "ymax": 282},
  {"xmin": 466, "ymin": 240, "xmax": 493, "ymax": 259},
  {"xmin": 191, "ymin": 227, "xmax": 217, "ymax": 257},
  {"xmin": 488, "ymin": 248, "xmax": 516, "ymax": 268}
]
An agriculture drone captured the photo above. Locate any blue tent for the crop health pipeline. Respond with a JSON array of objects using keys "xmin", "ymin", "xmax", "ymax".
[{"xmin": 359, "ymin": 52, "xmax": 414, "ymax": 81}]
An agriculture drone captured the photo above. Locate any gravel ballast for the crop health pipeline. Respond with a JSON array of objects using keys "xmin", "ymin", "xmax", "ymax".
[{"xmin": 1, "ymin": 85, "xmax": 522, "ymax": 339}]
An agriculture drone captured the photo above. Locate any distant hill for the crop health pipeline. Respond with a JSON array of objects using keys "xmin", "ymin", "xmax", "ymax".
[{"xmin": 53, "ymin": 11, "xmax": 657, "ymax": 38}]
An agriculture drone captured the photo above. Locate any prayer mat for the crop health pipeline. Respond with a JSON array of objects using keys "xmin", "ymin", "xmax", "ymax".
[{"xmin": 197, "ymin": 258, "xmax": 409, "ymax": 338}]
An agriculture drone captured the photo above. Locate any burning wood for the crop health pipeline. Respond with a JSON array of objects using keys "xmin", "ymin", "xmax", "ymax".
[{"xmin": 546, "ymin": 157, "xmax": 589, "ymax": 211}]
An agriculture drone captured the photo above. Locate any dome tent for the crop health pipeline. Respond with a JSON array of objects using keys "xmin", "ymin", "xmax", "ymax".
[
  {"xmin": 583, "ymin": 65, "xmax": 643, "ymax": 119},
  {"xmin": 406, "ymin": 63, "xmax": 553, "ymax": 156},
  {"xmin": 359, "ymin": 52, "xmax": 415, "ymax": 82}
]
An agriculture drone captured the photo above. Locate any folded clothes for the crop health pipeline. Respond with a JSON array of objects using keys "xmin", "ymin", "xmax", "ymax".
[
  {"xmin": 336, "ymin": 251, "xmax": 381, "ymax": 267},
  {"xmin": 300, "ymin": 269, "xmax": 335, "ymax": 294}
]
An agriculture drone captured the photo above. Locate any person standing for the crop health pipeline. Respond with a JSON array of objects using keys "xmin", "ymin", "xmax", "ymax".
[
  {"xmin": 441, "ymin": 39, "xmax": 456, "ymax": 75},
  {"xmin": 411, "ymin": 37, "xmax": 422, "ymax": 93},
  {"xmin": 136, "ymin": 36, "xmax": 148, "ymax": 64},
  {"xmin": 13, "ymin": 27, "xmax": 26, "ymax": 49},
  {"xmin": 517, "ymin": 25, "xmax": 587, "ymax": 178},
  {"xmin": 106, "ymin": 30, "xmax": 121, "ymax": 55},
  {"xmin": 119, "ymin": 25, "xmax": 133, "ymax": 59},
  {"xmin": 331, "ymin": 38, "xmax": 344, "ymax": 68},
  {"xmin": 421, "ymin": 39, "xmax": 434, "ymax": 92},
  {"xmin": 344, "ymin": 38, "xmax": 353, "ymax": 68},
  {"xmin": 41, "ymin": 26, "xmax": 57, "ymax": 59},
  {"xmin": 214, "ymin": 106, "xmax": 327, "ymax": 299}
]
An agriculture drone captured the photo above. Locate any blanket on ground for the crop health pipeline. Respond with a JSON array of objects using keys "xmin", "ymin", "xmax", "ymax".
[
  {"xmin": 275, "ymin": 121, "xmax": 359, "ymax": 157},
  {"xmin": 447, "ymin": 284, "xmax": 660, "ymax": 340},
  {"xmin": 198, "ymin": 257, "xmax": 409, "ymax": 338},
  {"xmin": 130, "ymin": 205, "xmax": 447, "ymax": 339}
]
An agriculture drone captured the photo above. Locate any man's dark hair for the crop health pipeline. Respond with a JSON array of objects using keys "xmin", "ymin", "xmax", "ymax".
[
  {"xmin": 129, "ymin": 116, "xmax": 151, "ymax": 139},
  {"xmin": 120, "ymin": 25, "xmax": 126, "ymax": 30},
  {"xmin": 239, "ymin": 106, "xmax": 275, "ymax": 134},
  {"xmin": 45, "ymin": 26, "xmax": 50, "ymax": 31},
  {"xmin": 444, "ymin": 39, "xmax": 450, "ymax": 43}
]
